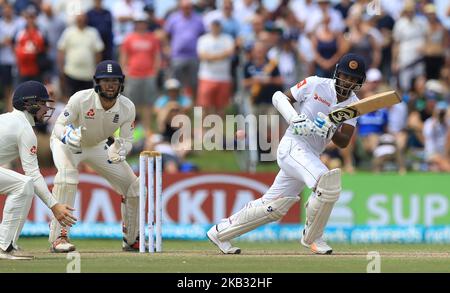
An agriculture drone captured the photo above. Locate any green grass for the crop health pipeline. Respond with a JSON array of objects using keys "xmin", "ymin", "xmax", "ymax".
[{"xmin": 1, "ymin": 238, "xmax": 449, "ymax": 273}]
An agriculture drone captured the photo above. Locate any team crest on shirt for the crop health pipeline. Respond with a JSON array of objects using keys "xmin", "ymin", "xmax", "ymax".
[
  {"xmin": 85, "ymin": 108, "xmax": 95, "ymax": 119},
  {"xmin": 313, "ymin": 93, "xmax": 331, "ymax": 107},
  {"xmin": 30, "ymin": 146, "xmax": 37, "ymax": 155},
  {"xmin": 113, "ymin": 114, "xmax": 119, "ymax": 123}
]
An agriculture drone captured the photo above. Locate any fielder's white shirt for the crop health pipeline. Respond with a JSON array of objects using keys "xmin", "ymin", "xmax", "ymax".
[
  {"xmin": 287, "ymin": 76, "xmax": 359, "ymax": 156},
  {"xmin": 52, "ymin": 89, "xmax": 136, "ymax": 152},
  {"xmin": 0, "ymin": 109, "xmax": 57, "ymax": 208}
]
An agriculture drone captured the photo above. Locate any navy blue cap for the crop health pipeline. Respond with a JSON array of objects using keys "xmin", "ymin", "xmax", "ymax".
[
  {"xmin": 13, "ymin": 81, "xmax": 51, "ymax": 111},
  {"xmin": 94, "ymin": 60, "xmax": 124, "ymax": 80}
]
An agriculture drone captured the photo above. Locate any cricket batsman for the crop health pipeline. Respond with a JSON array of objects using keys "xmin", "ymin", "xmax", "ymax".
[
  {"xmin": 49, "ymin": 60, "xmax": 140, "ymax": 253},
  {"xmin": 0, "ymin": 81, "xmax": 76, "ymax": 260},
  {"xmin": 207, "ymin": 53, "xmax": 366, "ymax": 254}
]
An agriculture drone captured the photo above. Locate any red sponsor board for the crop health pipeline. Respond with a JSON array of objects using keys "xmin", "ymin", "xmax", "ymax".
[{"xmin": 0, "ymin": 169, "xmax": 301, "ymax": 224}]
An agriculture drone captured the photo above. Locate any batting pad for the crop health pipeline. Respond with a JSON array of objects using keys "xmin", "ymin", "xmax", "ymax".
[
  {"xmin": 303, "ymin": 169, "xmax": 341, "ymax": 244},
  {"xmin": 217, "ymin": 197, "xmax": 299, "ymax": 242},
  {"xmin": 49, "ymin": 183, "xmax": 77, "ymax": 243}
]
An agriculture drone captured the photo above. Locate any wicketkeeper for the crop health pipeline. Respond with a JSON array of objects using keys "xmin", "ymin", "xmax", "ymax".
[{"xmin": 49, "ymin": 60, "xmax": 141, "ymax": 252}]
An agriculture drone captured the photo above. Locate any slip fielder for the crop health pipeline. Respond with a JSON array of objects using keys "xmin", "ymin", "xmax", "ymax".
[{"xmin": 0, "ymin": 81, "xmax": 76, "ymax": 260}]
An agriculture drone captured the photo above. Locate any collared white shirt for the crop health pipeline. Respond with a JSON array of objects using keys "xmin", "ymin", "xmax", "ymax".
[
  {"xmin": 52, "ymin": 89, "xmax": 136, "ymax": 151},
  {"xmin": 0, "ymin": 109, "xmax": 57, "ymax": 208},
  {"xmin": 287, "ymin": 76, "xmax": 358, "ymax": 155}
]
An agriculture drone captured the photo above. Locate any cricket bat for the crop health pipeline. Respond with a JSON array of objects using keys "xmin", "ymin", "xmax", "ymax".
[{"xmin": 328, "ymin": 90, "xmax": 401, "ymax": 124}]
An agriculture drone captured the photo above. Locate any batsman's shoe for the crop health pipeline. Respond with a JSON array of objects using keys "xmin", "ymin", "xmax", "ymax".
[
  {"xmin": 300, "ymin": 234, "xmax": 333, "ymax": 255},
  {"xmin": 0, "ymin": 247, "xmax": 33, "ymax": 260},
  {"xmin": 51, "ymin": 236, "xmax": 76, "ymax": 253},
  {"xmin": 207, "ymin": 225, "xmax": 241, "ymax": 254}
]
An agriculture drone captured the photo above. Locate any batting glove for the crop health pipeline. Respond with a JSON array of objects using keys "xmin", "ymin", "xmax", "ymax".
[
  {"xmin": 292, "ymin": 113, "xmax": 316, "ymax": 136},
  {"xmin": 61, "ymin": 125, "xmax": 83, "ymax": 153},
  {"xmin": 314, "ymin": 112, "xmax": 337, "ymax": 140},
  {"xmin": 106, "ymin": 137, "xmax": 127, "ymax": 164}
]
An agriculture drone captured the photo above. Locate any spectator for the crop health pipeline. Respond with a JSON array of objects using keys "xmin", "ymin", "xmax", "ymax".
[
  {"xmin": 111, "ymin": 0, "xmax": 144, "ymax": 48},
  {"xmin": 423, "ymin": 101, "xmax": 450, "ymax": 171},
  {"xmin": 57, "ymin": 12, "xmax": 104, "ymax": 97},
  {"xmin": 346, "ymin": 12, "xmax": 381, "ymax": 70},
  {"xmin": 304, "ymin": 0, "xmax": 345, "ymax": 35},
  {"xmin": 154, "ymin": 78, "xmax": 192, "ymax": 114},
  {"xmin": 0, "ymin": 2, "xmax": 20, "ymax": 112},
  {"xmin": 164, "ymin": 0, "xmax": 205, "ymax": 99},
  {"xmin": 120, "ymin": 11, "xmax": 161, "ymax": 133},
  {"xmin": 87, "ymin": 0, "xmax": 114, "ymax": 60},
  {"xmin": 147, "ymin": 101, "xmax": 191, "ymax": 173},
  {"xmin": 289, "ymin": 0, "xmax": 316, "ymax": 32},
  {"xmin": 14, "ymin": 5, "xmax": 46, "ymax": 83},
  {"xmin": 422, "ymin": 4, "xmax": 448, "ymax": 80},
  {"xmin": 334, "ymin": 0, "xmax": 354, "ymax": 20},
  {"xmin": 243, "ymin": 41, "xmax": 283, "ymax": 158},
  {"xmin": 196, "ymin": 19, "xmax": 234, "ymax": 117},
  {"xmin": 311, "ymin": 13, "xmax": 347, "ymax": 78},
  {"xmin": 374, "ymin": 6, "xmax": 396, "ymax": 83},
  {"xmin": 268, "ymin": 34, "xmax": 300, "ymax": 91},
  {"xmin": 204, "ymin": 0, "xmax": 240, "ymax": 40},
  {"xmin": 392, "ymin": 0, "xmax": 428, "ymax": 92},
  {"xmin": 37, "ymin": 2, "xmax": 66, "ymax": 80}
]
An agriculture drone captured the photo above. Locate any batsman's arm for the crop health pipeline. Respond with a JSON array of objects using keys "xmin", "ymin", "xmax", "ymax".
[
  {"xmin": 272, "ymin": 90, "xmax": 298, "ymax": 124},
  {"xmin": 331, "ymin": 123, "xmax": 355, "ymax": 148}
]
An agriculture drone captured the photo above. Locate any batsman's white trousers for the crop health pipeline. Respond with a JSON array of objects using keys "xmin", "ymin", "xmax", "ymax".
[
  {"xmin": 0, "ymin": 167, "xmax": 34, "ymax": 251},
  {"xmin": 263, "ymin": 136, "xmax": 329, "ymax": 201}
]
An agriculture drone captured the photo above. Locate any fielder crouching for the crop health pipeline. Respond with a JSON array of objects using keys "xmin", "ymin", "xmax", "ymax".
[
  {"xmin": 0, "ymin": 81, "xmax": 76, "ymax": 260},
  {"xmin": 207, "ymin": 53, "xmax": 367, "ymax": 255},
  {"xmin": 49, "ymin": 60, "xmax": 141, "ymax": 253}
]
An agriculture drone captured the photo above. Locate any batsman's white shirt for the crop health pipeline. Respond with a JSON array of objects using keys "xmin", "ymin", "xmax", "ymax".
[
  {"xmin": 286, "ymin": 76, "xmax": 358, "ymax": 156},
  {"xmin": 264, "ymin": 76, "xmax": 359, "ymax": 199},
  {"xmin": 52, "ymin": 89, "xmax": 135, "ymax": 151},
  {"xmin": 0, "ymin": 109, "xmax": 57, "ymax": 208}
]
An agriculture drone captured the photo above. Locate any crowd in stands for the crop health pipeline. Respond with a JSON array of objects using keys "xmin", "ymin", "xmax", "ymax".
[{"xmin": 0, "ymin": 0, "xmax": 449, "ymax": 173}]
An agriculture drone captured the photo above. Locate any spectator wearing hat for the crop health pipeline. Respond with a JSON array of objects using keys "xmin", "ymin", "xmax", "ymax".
[
  {"xmin": 120, "ymin": 11, "xmax": 161, "ymax": 133},
  {"xmin": 87, "ymin": 0, "xmax": 114, "ymax": 60},
  {"xmin": 423, "ymin": 101, "xmax": 450, "ymax": 171},
  {"xmin": 196, "ymin": 19, "xmax": 234, "ymax": 117},
  {"xmin": 57, "ymin": 12, "xmax": 104, "ymax": 97},
  {"xmin": 154, "ymin": 78, "xmax": 193, "ymax": 114}
]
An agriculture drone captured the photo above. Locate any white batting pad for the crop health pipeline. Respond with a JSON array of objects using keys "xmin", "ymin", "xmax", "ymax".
[
  {"xmin": 217, "ymin": 196, "xmax": 299, "ymax": 241},
  {"xmin": 303, "ymin": 169, "xmax": 341, "ymax": 244}
]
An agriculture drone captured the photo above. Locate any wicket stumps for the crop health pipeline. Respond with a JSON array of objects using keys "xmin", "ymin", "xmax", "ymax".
[{"xmin": 139, "ymin": 151, "xmax": 162, "ymax": 253}]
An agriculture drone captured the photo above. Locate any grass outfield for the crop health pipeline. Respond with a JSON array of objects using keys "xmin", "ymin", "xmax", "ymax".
[{"xmin": 0, "ymin": 238, "xmax": 449, "ymax": 273}]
